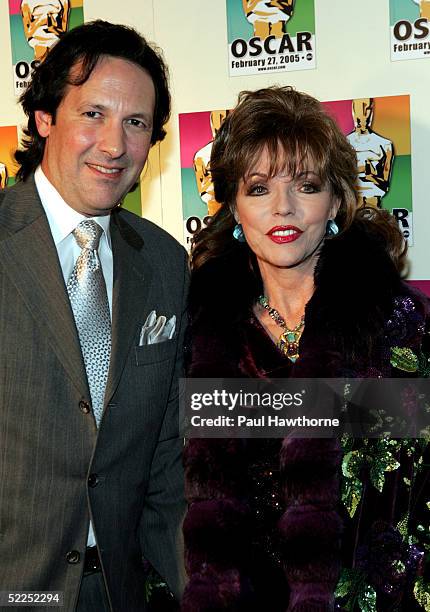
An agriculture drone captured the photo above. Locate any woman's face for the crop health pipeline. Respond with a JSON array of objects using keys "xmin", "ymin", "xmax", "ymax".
[{"xmin": 235, "ymin": 148, "xmax": 340, "ymax": 274}]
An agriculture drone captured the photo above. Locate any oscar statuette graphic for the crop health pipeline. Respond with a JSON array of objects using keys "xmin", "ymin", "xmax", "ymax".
[
  {"xmin": 242, "ymin": 0, "xmax": 295, "ymax": 38},
  {"xmin": 193, "ymin": 110, "xmax": 229, "ymax": 217},
  {"xmin": 0, "ymin": 163, "xmax": 8, "ymax": 190},
  {"xmin": 20, "ymin": 0, "xmax": 70, "ymax": 62},
  {"xmin": 9, "ymin": 0, "xmax": 83, "ymax": 96},
  {"xmin": 347, "ymin": 98, "xmax": 394, "ymax": 208}
]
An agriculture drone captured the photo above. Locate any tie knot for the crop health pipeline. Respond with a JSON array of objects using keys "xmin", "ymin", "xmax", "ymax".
[{"xmin": 73, "ymin": 220, "xmax": 103, "ymax": 250}]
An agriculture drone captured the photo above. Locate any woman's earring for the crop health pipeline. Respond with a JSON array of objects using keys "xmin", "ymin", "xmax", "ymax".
[
  {"xmin": 233, "ymin": 223, "xmax": 246, "ymax": 242},
  {"xmin": 326, "ymin": 219, "xmax": 339, "ymax": 236}
]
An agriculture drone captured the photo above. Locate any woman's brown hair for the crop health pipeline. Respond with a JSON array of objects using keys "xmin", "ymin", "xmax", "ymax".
[{"xmin": 191, "ymin": 86, "xmax": 406, "ymax": 275}]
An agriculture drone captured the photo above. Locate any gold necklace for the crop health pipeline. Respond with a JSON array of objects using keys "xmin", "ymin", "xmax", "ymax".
[{"xmin": 258, "ymin": 295, "xmax": 305, "ymax": 363}]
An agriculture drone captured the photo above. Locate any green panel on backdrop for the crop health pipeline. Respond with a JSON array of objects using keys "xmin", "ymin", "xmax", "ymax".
[
  {"xmin": 390, "ymin": 0, "xmax": 419, "ymax": 23},
  {"xmin": 382, "ymin": 155, "xmax": 412, "ymax": 213},
  {"xmin": 285, "ymin": 0, "xmax": 315, "ymax": 37},
  {"xmin": 181, "ymin": 167, "xmax": 207, "ymax": 219},
  {"xmin": 10, "ymin": 14, "xmax": 31, "ymax": 62},
  {"xmin": 69, "ymin": 7, "xmax": 84, "ymax": 30},
  {"xmin": 10, "ymin": 8, "xmax": 85, "ymax": 63},
  {"xmin": 122, "ymin": 185, "xmax": 142, "ymax": 216}
]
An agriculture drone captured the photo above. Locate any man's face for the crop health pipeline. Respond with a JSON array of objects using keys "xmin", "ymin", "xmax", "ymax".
[
  {"xmin": 21, "ymin": 1, "xmax": 70, "ymax": 50},
  {"xmin": 352, "ymin": 98, "xmax": 373, "ymax": 132},
  {"xmin": 35, "ymin": 56, "xmax": 156, "ymax": 217}
]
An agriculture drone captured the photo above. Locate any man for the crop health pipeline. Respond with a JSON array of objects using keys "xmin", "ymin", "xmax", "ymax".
[
  {"xmin": 21, "ymin": 0, "xmax": 70, "ymax": 62},
  {"xmin": 0, "ymin": 20, "xmax": 187, "ymax": 611},
  {"xmin": 346, "ymin": 97, "xmax": 394, "ymax": 208}
]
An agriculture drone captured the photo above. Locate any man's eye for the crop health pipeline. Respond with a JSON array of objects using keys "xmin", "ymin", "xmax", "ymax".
[
  {"xmin": 127, "ymin": 118, "xmax": 146, "ymax": 128},
  {"xmin": 83, "ymin": 111, "xmax": 100, "ymax": 119}
]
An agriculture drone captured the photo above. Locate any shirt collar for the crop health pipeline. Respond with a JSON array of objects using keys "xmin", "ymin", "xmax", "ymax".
[{"xmin": 34, "ymin": 166, "xmax": 112, "ymax": 250}]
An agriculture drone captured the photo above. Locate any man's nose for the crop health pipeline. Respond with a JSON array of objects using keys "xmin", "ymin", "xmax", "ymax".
[{"xmin": 98, "ymin": 121, "xmax": 126, "ymax": 158}]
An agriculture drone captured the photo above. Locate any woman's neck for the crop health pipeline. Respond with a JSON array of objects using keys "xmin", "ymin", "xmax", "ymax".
[{"xmin": 257, "ymin": 261, "xmax": 315, "ymax": 328}]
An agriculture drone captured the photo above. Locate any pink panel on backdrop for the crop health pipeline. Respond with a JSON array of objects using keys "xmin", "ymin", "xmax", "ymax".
[
  {"xmin": 9, "ymin": 0, "xmax": 22, "ymax": 15},
  {"xmin": 179, "ymin": 112, "xmax": 212, "ymax": 168},
  {"xmin": 409, "ymin": 280, "xmax": 430, "ymax": 297},
  {"xmin": 322, "ymin": 100, "xmax": 354, "ymax": 134}
]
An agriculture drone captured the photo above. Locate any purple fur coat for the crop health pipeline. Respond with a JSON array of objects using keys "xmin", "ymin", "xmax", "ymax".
[{"xmin": 182, "ymin": 219, "xmax": 430, "ymax": 611}]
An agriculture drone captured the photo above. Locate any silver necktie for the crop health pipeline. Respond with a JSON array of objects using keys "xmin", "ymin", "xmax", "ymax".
[{"xmin": 67, "ymin": 220, "xmax": 111, "ymax": 427}]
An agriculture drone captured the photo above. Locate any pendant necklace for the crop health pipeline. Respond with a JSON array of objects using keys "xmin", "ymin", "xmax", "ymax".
[{"xmin": 258, "ymin": 295, "xmax": 305, "ymax": 363}]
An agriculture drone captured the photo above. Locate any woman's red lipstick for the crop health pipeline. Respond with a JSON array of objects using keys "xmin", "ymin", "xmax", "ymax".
[{"xmin": 266, "ymin": 225, "xmax": 303, "ymax": 244}]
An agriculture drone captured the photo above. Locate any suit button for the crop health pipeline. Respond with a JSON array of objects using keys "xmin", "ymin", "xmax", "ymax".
[
  {"xmin": 66, "ymin": 550, "xmax": 80, "ymax": 564},
  {"xmin": 79, "ymin": 400, "xmax": 91, "ymax": 414},
  {"xmin": 88, "ymin": 474, "xmax": 99, "ymax": 488}
]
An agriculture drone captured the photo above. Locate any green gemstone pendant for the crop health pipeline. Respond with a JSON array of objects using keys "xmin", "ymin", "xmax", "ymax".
[
  {"xmin": 258, "ymin": 295, "xmax": 305, "ymax": 363},
  {"xmin": 278, "ymin": 332, "xmax": 300, "ymax": 362}
]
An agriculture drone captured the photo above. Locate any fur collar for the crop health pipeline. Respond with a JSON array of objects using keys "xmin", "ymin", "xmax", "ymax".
[{"xmin": 189, "ymin": 219, "xmax": 407, "ymax": 367}]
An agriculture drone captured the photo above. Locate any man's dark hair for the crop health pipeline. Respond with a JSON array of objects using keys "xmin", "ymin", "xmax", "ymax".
[{"xmin": 15, "ymin": 20, "xmax": 170, "ymax": 181}]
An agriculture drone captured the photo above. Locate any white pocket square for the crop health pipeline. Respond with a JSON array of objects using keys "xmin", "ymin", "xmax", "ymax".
[{"xmin": 139, "ymin": 310, "xmax": 176, "ymax": 345}]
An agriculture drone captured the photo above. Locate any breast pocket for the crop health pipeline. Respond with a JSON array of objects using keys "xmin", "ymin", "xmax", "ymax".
[{"xmin": 134, "ymin": 340, "xmax": 177, "ymax": 366}]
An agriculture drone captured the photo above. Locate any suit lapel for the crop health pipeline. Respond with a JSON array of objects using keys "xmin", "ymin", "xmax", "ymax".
[
  {"xmin": 104, "ymin": 210, "xmax": 155, "ymax": 403},
  {"xmin": 0, "ymin": 179, "xmax": 88, "ymax": 395}
]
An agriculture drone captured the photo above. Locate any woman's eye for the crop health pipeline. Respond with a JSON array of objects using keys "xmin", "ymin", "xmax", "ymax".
[
  {"xmin": 248, "ymin": 184, "xmax": 267, "ymax": 196},
  {"xmin": 300, "ymin": 182, "xmax": 319, "ymax": 193}
]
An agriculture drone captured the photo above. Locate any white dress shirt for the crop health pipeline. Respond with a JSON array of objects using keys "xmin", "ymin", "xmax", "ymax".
[
  {"xmin": 35, "ymin": 165, "xmax": 113, "ymax": 547},
  {"xmin": 34, "ymin": 165, "xmax": 113, "ymax": 317}
]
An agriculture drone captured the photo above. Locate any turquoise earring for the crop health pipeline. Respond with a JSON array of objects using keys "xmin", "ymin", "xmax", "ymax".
[
  {"xmin": 326, "ymin": 219, "xmax": 339, "ymax": 236},
  {"xmin": 233, "ymin": 223, "xmax": 246, "ymax": 242}
]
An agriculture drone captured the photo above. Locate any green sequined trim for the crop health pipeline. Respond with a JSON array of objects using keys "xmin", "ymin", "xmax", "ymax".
[{"xmin": 390, "ymin": 346, "xmax": 419, "ymax": 372}]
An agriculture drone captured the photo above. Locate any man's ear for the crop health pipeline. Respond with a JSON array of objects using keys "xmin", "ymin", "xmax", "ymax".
[{"xmin": 34, "ymin": 110, "xmax": 53, "ymax": 138}]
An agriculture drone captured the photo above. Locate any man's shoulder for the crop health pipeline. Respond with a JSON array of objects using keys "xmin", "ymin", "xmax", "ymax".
[
  {"xmin": 0, "ymin": 176, "xmax": 38, "ymax": 206},
  {"xmin": 0, "ymin": 178, "xmax": 42, "ymax": 236},
  {"xmin": 0, "ymin": 179, "xmax": 28, "ymax": 203},
  {"xmin": 115, "ymin": 207, "xmax": 186, "ymax": 258}
]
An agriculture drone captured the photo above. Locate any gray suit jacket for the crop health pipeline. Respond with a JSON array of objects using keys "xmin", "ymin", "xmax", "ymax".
[{"xmin": 0, "ymin": 176, "xmax": 188, "ymax": 611}]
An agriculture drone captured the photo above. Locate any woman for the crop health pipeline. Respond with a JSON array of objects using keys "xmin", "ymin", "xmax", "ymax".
[{"xmin": 182, "ymin": 87, "xmax": 430, "ymax": 611}]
